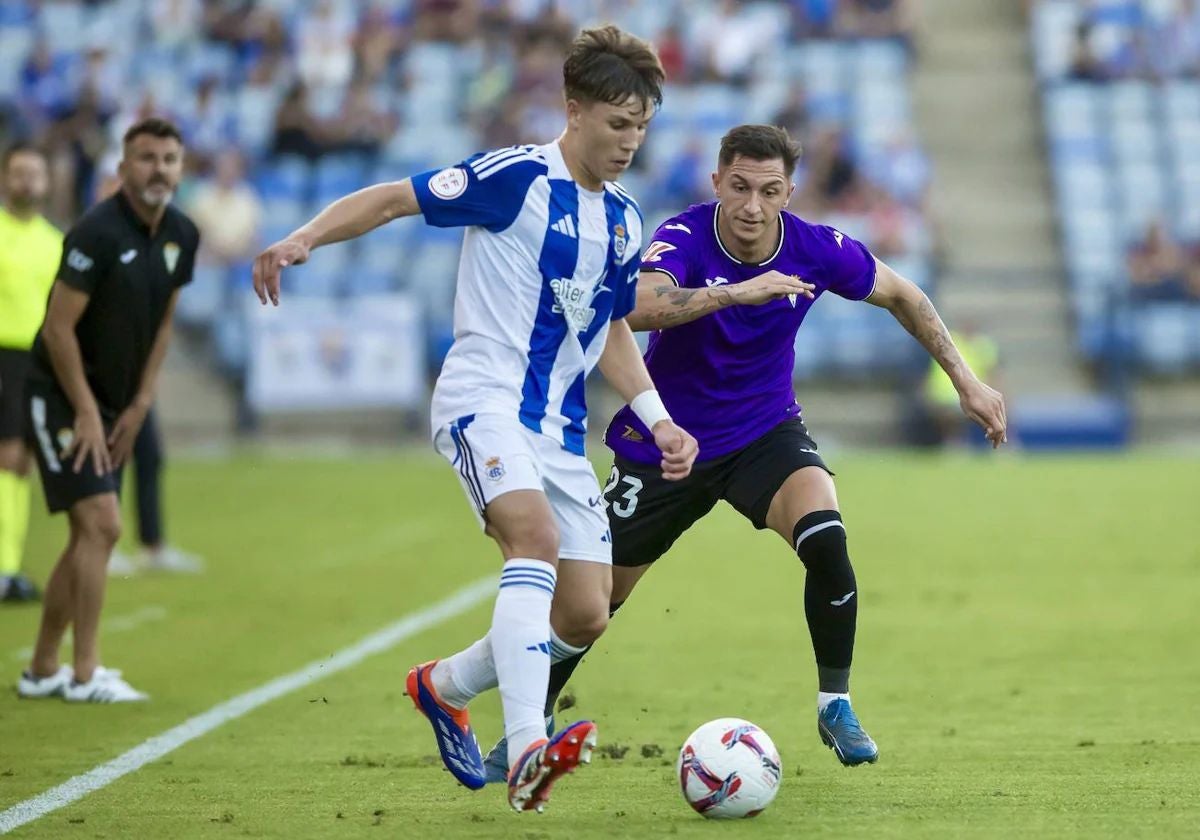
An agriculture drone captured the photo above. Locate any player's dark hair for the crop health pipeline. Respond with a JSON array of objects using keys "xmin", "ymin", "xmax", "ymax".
[
  {"xmin": 718, "ymin": 125, "xmax": 802, "ymax": 176},
  {"xmin": 1, "ymin": 142, "xmax": 47, "ymax": 171},
  {"xmin": 563, "ymin": 25, "xmax": 665, "ymax": 110},
  {"xmin": 122, "ymin": 117, "xmax": 184, "ymax": 149}
]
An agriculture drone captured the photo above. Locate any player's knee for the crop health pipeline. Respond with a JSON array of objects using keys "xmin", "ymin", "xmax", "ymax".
[
  {"xmin": 558, "ymin": 602, "xmax": 608, "ymax": 646},
  {"xmin": 793, "ymin": 511, "xmax": 856, "ymax": 591},
  {"xmin": 74, "ymin": 507, "xmax": 122, "ymax": 548},
  {"xmin": 504, "ymin": 520, "xmax": 560, "ymax": 562}
]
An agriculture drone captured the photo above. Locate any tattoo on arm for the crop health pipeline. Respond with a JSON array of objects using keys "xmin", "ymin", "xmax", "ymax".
[
  {"xmin": 894, "ymin": 294, "xmax": 966, "ymax": 381},
  {"xmin": 643, "ymin": 284, "xmax": 734, "ymax": 329}
]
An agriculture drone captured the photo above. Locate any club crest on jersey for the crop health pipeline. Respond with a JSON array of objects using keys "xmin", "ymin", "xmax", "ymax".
[
  {"xmin": 613, "ymin": 223, "xmax": 627, "ymax": 258},
  {"xmin": 163, "ymin": 242, "xmax": 180, "ymax": 274},
  {"xmin": 484, "ymin": 456, "xmax": 506, "ymax": 481},
  {"xmin": 642, "ymin": 241, "xmax": 675, "ymax": 263},
  {"xmin": 429, "ymin": 167, "xmax": 468, "ymax": 200},
  {"xmin": 787, "ymin": 293, "xmax": 798, "ymax": 308}
]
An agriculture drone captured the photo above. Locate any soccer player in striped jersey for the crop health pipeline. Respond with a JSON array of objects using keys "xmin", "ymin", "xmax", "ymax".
[{"xmin": 252, "ymin": 26, "xmax": 697, "ymax": 812}]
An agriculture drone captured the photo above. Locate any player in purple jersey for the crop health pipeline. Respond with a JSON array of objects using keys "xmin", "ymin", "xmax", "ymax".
[{"xmin": 483, "ymin": 124, "xmax": 1007, "ymax": 777}]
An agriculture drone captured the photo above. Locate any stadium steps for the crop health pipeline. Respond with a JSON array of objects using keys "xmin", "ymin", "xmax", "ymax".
[
  {"xmin": 912, "ymin": 0, "xmax": 1092, "ymax": 399},
  {"xmin": 1132, "ymin": 380, "xmax": 1200, "ymax": 446},
  {"xmin": 158, "ymin": 334, "xmax": 238, "ymax": 444}
]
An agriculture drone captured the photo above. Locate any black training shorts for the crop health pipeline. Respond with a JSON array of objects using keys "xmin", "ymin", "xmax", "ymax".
[
  {"xmin": 25, "ymin": 382, "xmax": 122, "ymax": 513},
  {"xmin": 602, "ymin": 417, "xmax": 832, "ymax": 568},
  {"xmin": 0, "ymin": 347, "xmax": 32, "ymax": 440}
]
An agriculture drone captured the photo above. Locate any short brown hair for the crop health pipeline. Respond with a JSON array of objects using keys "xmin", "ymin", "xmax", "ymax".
[
  {"xmin": 1, "ymin": 142, "xmax": 47, "ymax": 171},
  {"xmin": 123, "ymin": 117, "xmax": 184, "ymax": 149},
  {"xmin": 718, "ymin": 125, "xmax": 802, "ymax": 175},
  {"xmin": 563, "ymin": 25, "xmax": 665, "ymax": 110}
]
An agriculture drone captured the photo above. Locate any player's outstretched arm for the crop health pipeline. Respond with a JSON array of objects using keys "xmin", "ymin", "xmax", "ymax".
[
  {"xmin": 252, "ymin": 179, "xmax": 421, "ymax": 306},
  {"xmin": 627, "ymin": 269, "xmax": 814, "ymax": 331},
  {"xmin": 866, "ymin": 259, "xmax": 1008, "ymax": 448},
  {"xmin": 598, "ymin": 319, "xmax": 699, "ymax": 479}
]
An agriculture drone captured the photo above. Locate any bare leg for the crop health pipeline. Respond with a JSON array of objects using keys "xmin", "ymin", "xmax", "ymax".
[
  {"xmin": 66, "ymin": 493, "xmax": 122, "ymax": 683},
  {"xmin": 28, "ymin": 532, "xmax": 78, "ymax": 677}
]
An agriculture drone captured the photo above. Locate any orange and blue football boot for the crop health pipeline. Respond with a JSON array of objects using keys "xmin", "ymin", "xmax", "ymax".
[{"xmin": 406, "ymin": 661, "xmax": 487, "ymax": 789}]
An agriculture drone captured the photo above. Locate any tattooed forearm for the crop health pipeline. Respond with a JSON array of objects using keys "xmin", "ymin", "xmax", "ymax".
[
  {"xmin": 633, "ymin": 285, "xmax": 735, "ymax": 330},
  {"xmin": 894, "ymin": 293, "xmax": 967, "ymax": 383}
]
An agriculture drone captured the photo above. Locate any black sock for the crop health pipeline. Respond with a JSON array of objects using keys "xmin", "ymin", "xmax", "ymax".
[
  {"xmin": 544, "ymin": 600, "xmax": 625, "ymax": 717},
  {"xmin": 793, "ymin": 511, "xmax": 857, "ymax": 694}
]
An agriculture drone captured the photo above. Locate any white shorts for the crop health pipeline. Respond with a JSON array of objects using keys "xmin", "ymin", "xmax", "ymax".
[{"xmin": 433, "ymin": 413, "xmax": 612, "ymax": 564}]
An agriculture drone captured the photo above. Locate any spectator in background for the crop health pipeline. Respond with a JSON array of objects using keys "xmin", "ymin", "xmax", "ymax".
[
  {"xmin": 919, "ymin": 321, "xmax": 1002, "ymax": 448},
  {"xmin": 187, "ymin": 149, "xmax": 262, "ymax": 272},
  {"xmin": 838, "ymin": 0, "xmax": 918, "ymax": 42},
  {"xmin": 179, "ymin": 75, "xmax": 234, "ymax": 173},
  {"xmin": 772, "ymin": 86, "xmax": 811, "ymax": 145},
  {"xmin": 1068, "ymin": 21, "xmax": 1107, "ymax": 80},
  {"xmin": 655, "ymin": 22, "xmax": 689, "ymax": 83},
  {"xmin": 658, "ymin": 138, "xmax": 709, "ymax": 208},
  {"xmin": 793, "ymin": 126, "xmax": 867, "ymax": 216},
  {"xmin": 791, "ymin": 0, "xmax": 839, "ymax": 38},
  {"xmin": 1187, "ymin": 244, "xmax": 1200, "ymax": 300},
  {"xmin": 296, "ymin": 0, "xmax": 356, "ymax": 92},
  {"xmin": 150, "ymin": 0, "xmax": 202, "ymax": 50},
  {"xmin": 333, "ymin": 77, "xmax": 398, "ymax": 160},
  {"xmin": 691, "ymin": 0, "xmax": 774, "ymax": 86},
  {"xmin": 1145, "ymin": 0, "xmax": 1200, "ymax": 79},
  {"xmin": 1127, "ymin": 218, "xmax": 1190, "ymax": 301},
  {"xmin": 270, "ymin": 82, "xmax": 327, "ymax": 161}
]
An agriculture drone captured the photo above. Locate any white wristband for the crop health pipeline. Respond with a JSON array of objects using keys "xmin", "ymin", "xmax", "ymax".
[{"xmin": 631, "ymin": 390, "xmax": 671, "ymax": 429}]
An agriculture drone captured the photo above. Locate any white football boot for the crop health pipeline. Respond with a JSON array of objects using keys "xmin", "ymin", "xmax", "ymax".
[
  {"xmin": 17, "ymin": 665, "xmax": 73, "ymax": 699},
  {"xmin": 63, "ymin": 666, "xmax": 149, "ymax": 703}
]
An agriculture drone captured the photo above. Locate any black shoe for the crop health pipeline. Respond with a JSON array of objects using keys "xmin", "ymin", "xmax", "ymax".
[{"xmin": 1, "ymin": 574, "xmax": 41, "ymax": 603}]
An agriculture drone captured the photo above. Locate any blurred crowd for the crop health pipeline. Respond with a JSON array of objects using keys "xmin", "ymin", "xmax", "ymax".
[
  {"xmin": 1126, "ymin": 218, "xmax": 1200, "ymax": 301},
  {"xmin": 0, "ymin": 0, "xmax": 923, "ymax": 243},
  {"xmin": 1061, "ymin": 0, "xmax": 1200, "ymax": 81}
]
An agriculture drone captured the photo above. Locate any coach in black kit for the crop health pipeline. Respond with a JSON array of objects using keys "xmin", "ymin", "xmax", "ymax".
[{"xmin": 17, "ymin": 118, "xmax": 198, "ymax": 703}]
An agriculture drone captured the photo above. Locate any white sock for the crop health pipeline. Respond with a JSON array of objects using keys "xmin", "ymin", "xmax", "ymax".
[
  {"xmin": 492, "ymin": 559, "xmax": 557, "ymax": 769},
  {"xmin": 818, "ymin": 691, "xmax": 850, "ymax": 712},
  {"xmin": 428, "ymin": 625, "xmax": 587, "ymax": 715},
  {"xmin": 430, "ymin": 635, "xmax": 495, "ymax": 710},
  {"xmin": 548, "ymin": 626, "xmax": 588, "ymax": 664}
]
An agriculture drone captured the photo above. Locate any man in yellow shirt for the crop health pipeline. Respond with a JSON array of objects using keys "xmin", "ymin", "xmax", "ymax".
[
  {"xmin": 923, "ymin": 324, "xmax": 1000, "ymax": 447},
  {"xmin": 0, "ymin": 144, "xmax": 62, "ymax": 602}
]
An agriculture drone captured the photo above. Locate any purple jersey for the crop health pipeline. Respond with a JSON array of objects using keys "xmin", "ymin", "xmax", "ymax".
[{"xmin": 605, "ymin": 201, "xmax": 877, "ymax": 464}]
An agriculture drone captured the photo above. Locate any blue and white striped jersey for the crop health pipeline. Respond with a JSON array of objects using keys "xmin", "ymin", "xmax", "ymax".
[{"xmin": 412, "ymin": 141, "xmax": 643, "ymax": 455}]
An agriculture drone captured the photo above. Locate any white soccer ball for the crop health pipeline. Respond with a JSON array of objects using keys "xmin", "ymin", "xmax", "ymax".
[{"xmin": 676, "ymin": 717, "xmax": 782, "ymax": 819}]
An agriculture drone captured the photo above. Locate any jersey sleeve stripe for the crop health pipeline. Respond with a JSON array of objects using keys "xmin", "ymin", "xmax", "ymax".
[
  {"xmin": 470, "ymin": 145, "xmax": 532, "ymax": 171},
  {"xmin": 475, "ymin": 152, "xmax": 543, "ymax": 181}
]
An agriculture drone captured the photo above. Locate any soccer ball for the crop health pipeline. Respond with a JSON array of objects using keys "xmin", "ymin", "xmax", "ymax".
[{"xmin": 677, "ymin": 718, "xmax": 782, "ymax": 819}]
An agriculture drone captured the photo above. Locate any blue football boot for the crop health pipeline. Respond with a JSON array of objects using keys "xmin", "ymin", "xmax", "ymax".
[
  {"xmin": 818, "ymin": 698, "xmax": 879, "ymax": 766},
  {"xmin": 406, "ymin": 661, "xmax": 487, "ymax": 789}
]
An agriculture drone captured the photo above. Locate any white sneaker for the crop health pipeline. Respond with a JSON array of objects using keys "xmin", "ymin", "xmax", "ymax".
[
  {"xmin": 17, "ymin": 665, "xmax": 74, "ymax": 699},
  {"xmin": 107, "ymin": 549, "xmax": 141, "ymax": 577},
  {"xmin": 143, "ymin": 545, "xmax": 204, "ymax": 574},
  {"xmin": 63, "ymin": 666, "xmax": 149, "ymax": 703}
]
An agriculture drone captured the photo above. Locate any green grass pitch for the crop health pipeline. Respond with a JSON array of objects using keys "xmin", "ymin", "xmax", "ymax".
[{"xmin": 1, "ymin": 450, "xmax": 1198, "ymax": 838}]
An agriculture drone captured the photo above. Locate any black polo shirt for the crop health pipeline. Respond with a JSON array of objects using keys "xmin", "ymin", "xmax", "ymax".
[{"xmin": 32, "ymin": 191, "xmax": 199, "ymax": 418}]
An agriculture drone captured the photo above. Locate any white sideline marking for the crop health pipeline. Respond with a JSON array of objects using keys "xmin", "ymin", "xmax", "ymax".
[
  {"xmin": 0, "ymin": 576, "xmax": 495, "ymax": 835},
  {"xmin": 10, "ymin": 606, "xmax": 169, "ymax": 662}
]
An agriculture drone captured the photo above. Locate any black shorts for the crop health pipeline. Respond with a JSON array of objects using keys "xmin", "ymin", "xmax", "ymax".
[
  {"xmin": 0, "ymin": 347, "xmax": 32, "ymax": 439},
  {"xmin": 24, "ymin": 381, "xmax": 122, "ymax": 514},
  {"xmin": 602, "ymin": 417, "xmax": 832, "ymax": 568}
]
